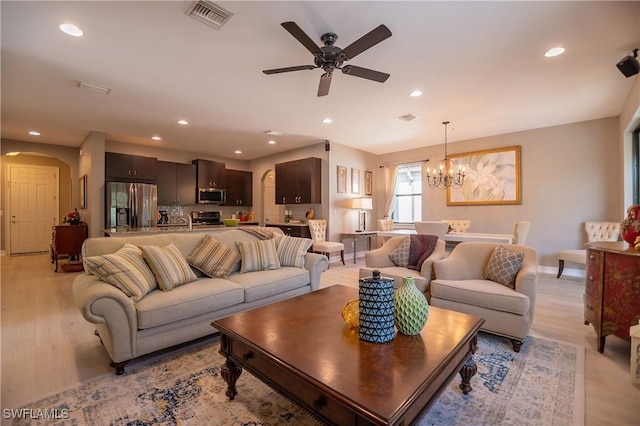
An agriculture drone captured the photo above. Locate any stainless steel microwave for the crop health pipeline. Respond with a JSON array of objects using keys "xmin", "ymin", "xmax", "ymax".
[{"xmin": 197, "ymin": 188, "xmax": 226, "ymax": 204}]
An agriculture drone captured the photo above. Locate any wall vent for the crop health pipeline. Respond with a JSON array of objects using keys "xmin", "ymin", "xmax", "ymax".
[
  {"xmin": 397, "ymin": 113, "xmax": 418, "ymax": 122},
  {"xmin": 186, "ymin": 1, "xmax": 233, "ymax": 30}
]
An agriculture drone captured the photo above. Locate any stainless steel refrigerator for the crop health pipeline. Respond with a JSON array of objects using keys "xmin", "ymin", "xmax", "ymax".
[{"xmin": 106, "ymin": 182, "xmax": 158, "ymax": 229}]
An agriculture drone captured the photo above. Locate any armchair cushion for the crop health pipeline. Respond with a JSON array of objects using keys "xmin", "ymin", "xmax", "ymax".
[
  {"xmin": 431, "ymin": 279, "xmax": 530, "ymax": 315},
  {"xmin": 389, "ymin": 237, "xmax": 411, "ymax": 267},
  {"xmin": 483, "ymin": 245, "xmax": 524, "ymax": 288}
]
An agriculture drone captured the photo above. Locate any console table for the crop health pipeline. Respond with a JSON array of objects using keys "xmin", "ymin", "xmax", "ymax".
[
  {"xmin": 341, "ymin": 231, "xmax": 377, "ymax": 263},
  {"xmin": 51, "ymin": 224, "xmax": 88, "ymax": 272},
  {"xmin": 585, "ymin": 242, "xmax": 640, "ymax": 353}
]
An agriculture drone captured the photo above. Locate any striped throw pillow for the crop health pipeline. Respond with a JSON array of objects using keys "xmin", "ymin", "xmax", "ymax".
[
  {"xmin": 274, "ymin": 233, "xmax": 312, "ymax": 268},
  {"xmin": 84, "ymin": 243, "xmax": 157, "ymax": 302},
  {"xmin": 140, "ymin": 243, "xmax": 198, "ymax": 291},
  {"xmin": 237, "ymin": 238, "xmax": 281, "ymax": 273},
  {"xmin": 186, "ymin": 235, "xmax": 240, "ymax": 278}
]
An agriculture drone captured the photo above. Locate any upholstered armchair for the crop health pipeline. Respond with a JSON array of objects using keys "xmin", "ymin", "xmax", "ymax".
[
  {"xmin": 307, "ymin": 219, "xmax": 345, "ymax": 268},
  {"xmin": 359, "ymin": 236, "xmax": 446, "ymax": 297},
  {"xmin": 512, "ymin": 221, "xmax": 531, "ymax": 244},
  {"xmin": 414, "ymin": 221, "xmax": 449, "ymax": 240},
  {"xmin": 431, "ymin": 242, "xmax": 538, "ymax": 352},
  {"xmin": 557, "ymin": 221, "xmax": 620, "ymax": 278},
  {"xmin": 377, "ymin": 219, "xmax": 394, "ymax": 231},
  {"xmin": 441, "ymin": 219, "xmax": 471, "ymax": 233}
]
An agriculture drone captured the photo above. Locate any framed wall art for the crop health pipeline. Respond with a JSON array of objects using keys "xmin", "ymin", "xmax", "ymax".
[
  {"xmin": 447, "ymin": 145, "xmax": 521, "ymax": 206},
  {"xmin": 79, "ymin": 174, "xmax": 87, "ymax": 209},
  {"xmin": 351, "ymin": 168, "xmax": 360, "ymax": 194},
  {"xmin": 364, "ymin": 171, "xmax": 372, "ymax": 195},
  {"xmin": 337, "ymin": 166, "xmax": 347, "ymax": 193}
]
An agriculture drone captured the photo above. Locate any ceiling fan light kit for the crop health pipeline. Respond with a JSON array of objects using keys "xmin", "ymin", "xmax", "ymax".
[{"xmin": 263, "ymin": 21, "xmax": 392, "ymax": 96}]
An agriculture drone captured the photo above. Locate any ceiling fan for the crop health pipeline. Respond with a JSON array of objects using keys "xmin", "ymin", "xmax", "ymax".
[{"xmin": 263, "ymin": 22, "xmax": 392, "ymax": 97}]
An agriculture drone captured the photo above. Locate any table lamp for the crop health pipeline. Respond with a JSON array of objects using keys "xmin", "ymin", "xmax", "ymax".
[{"xmin": 351, "ymin": 198, "xmax": 373, "ymax": 232}]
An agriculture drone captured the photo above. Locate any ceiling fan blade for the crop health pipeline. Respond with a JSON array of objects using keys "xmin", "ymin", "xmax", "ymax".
[
  {"xmin": 342, "ymin": 65, "xmax": 390, "ymax": 83},
  {"xmin": 317, "ymin": 73, "xmax": 332, "ymax": 97},
  {"xmin": 263, "ymin": 65, "xmax": 317, "ymax": 75},
  {"xmin": 341, "ymin": 24, "xmax": 392, "ymax": 60},
  {"xmin": 281, "ymin": 22, "xmax": 323, "ymax": 56}
]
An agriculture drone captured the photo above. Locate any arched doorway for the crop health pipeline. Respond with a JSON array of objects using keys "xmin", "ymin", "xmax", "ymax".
[{"xmin": 261, "ymin": 169, "xmax": 279, "ymax": 226}]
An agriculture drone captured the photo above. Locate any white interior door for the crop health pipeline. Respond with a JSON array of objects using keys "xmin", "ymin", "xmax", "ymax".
[
  {"xmin": 262, "ymin": 170, "xmax": 279, "ymax": 225},
  {"xmin": 8, "ymin": 164, "xmax": 59, "ymax": 254}
]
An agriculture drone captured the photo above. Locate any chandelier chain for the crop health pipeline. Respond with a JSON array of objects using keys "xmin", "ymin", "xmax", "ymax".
[{"xmin": 426, "ymin": 121, "xmax": 466, "ymax": 190}]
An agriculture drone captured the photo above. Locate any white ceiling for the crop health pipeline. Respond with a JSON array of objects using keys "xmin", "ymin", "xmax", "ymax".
[{"xmin": 2, "ymin": 1, "xmax": 639, "ymax": 160}]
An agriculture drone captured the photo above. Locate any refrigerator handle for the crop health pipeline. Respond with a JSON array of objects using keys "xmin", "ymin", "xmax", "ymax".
[{"xmin": 129, "ymin": 184, "xmax": 138, "ymax": 228}]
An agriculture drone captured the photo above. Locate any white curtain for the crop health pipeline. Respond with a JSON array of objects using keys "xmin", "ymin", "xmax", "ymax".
[{"xmin": 383, "ymin": 165, "xmax": 398, "ymax": 219}]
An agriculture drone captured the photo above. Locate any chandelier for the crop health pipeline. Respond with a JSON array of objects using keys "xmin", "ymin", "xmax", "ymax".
[{"xmin": 426, "ymin": 121, "xmax": 466, "ymax": 190}]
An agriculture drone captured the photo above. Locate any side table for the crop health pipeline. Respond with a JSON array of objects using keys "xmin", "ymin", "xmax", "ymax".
[
  {"xmin": 51, "ymin": 224, "xmax": 88, "ymax": 272},
  {"xmin": 340, "ymin": 231, "xmax": 377, "ymax": 263}
]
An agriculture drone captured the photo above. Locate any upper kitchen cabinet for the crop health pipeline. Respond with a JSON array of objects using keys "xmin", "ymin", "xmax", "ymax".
[
  {"xmin": 225, "ymin": 169, "xmax": 253, "ymax": 207},
  {"xmin": 275, "ymin": 157, "xmax": 321, "ymax": 204},
  {"xmin": 157, "ymin": 161, "xmax": 196, "ymax": 206},
  {"xmin": 105, "ymin": 152, "xmax": 158, "ymax": 182},
  {"xmin": 193, "ymin": 159, "xmax": 225, "ymax": 188}
]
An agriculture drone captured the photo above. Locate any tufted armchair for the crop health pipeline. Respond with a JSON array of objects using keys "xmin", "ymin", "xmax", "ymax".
[
  {"xmin": 431, "ymin": 242, "xmax": 538, "ymax": 352},
  {"xmin": 557, "ymin": 221, "xmax": 620, "ymax": 278},
  {"xmin": 377, "ymin": 218, "xmax": 394, "ymax": 231},
  {"xmin": 307, "ymin": 219, "xmax": 345, "ymax": 268},
  {"xmin": 441, "ymin": 219, "xmax": 471, "ymax": 233}
]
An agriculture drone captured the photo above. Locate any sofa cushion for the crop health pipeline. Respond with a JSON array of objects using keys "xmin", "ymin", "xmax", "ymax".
[
  {"xmin": 84, "ymin": 243, "xmax": 157, "ymax": 302},
  {"xmin": 228, "ymin": 267, "xmax": 310, "ymax": 303},
  {"xmin": 237, "ymin": 238, "xmax": 281, "ymax": 273},
  {"xmin": 274, "ymin": 233, "xmax": 313, "ymax": 268},
  {"xmin": 484, "ymin": 245, "xmax": 524, "ymax": 288},
  {"xmin": 135, "ymin": 278, "xmax": 244, "ymax": 329},
  {"xmin": 186, "ymin": 235, "xmax": 240, "ymax": 278},
  {"xmin": 431, "ymin": 279, "xmax": 530, "ymax": 315},
  {"xmin": 389, "ymin": 237, "xmax": 411, "ymax": 267},
  {"xmin": 140, "ymin": 243, "xmax": 198, "ymax": 291}
]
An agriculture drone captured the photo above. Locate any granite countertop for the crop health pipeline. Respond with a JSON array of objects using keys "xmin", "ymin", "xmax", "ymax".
[{"xmin": 103, "ymin": 224, "xmax": 242, "ymax": 236}]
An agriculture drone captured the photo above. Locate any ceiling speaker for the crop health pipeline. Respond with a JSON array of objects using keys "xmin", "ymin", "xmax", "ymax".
[{"xmin": 616, "ymin": 49, "xmax": 639, "ymax": 78}]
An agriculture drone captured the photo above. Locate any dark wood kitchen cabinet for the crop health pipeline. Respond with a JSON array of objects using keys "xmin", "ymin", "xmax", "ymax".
[
  {"xmin": 105, "ymin": 152, "xmax": 157, "ymax": 182},
  {"xmin": 157, "ymin": 161, "xmax": 196, "ymax": 206},
  {"xmin": 225, "ymin": 169, "xmax": 252, "ymax": 207},
  {"xmin": 275, "ymin": 157, "xmax": 321, "ymax": 205},
  {"xmin": 193, "ymin": 159, "xmax": 226, "ymax": 188}
]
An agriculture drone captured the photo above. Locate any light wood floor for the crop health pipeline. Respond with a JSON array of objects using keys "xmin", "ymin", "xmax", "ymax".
[{"xmin": 1, "ymin": 253, "xmax": 639, "ymax": 425}]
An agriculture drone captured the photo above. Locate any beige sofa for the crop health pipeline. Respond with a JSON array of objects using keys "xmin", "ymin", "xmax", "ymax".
[
  {"xmin": 72, "ymin": 229, "xmax": 328, "ymax": 374},
  {"xmin": 359, "ymin": 236, "xmax": 446, "ymax": 297},
  {"xmin": 431, "ymin": 242, "xmax": 538, "ymax": 352}
]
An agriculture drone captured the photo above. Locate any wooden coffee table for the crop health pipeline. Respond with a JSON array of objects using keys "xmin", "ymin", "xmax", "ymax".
[{"xmin": 212, "ymin": 285, "xmax": 484, "ymax": 426}]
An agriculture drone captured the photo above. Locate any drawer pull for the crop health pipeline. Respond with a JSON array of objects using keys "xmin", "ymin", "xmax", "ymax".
[
  {"xmin": 586, "ymin": 303, "xmax": 593, "ymax": 310},
  {"xmin": 589, "ymin": 254, "xmax": 594, "ymax": 260},
  {"xmin": 312, "ymin": 397, "xmax": 327, "ymax": 410},
  {"xmin": 242, "ymin": 352, "xmax": 254, "ymax": 361},
  {"xmin": 588, "ymin": 276, "xmax": 593, "ymax": 282}
]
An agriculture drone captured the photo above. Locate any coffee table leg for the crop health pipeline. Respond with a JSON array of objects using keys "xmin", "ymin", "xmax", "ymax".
[
  {"xmin": 221, "ymin": 357, "xmax": 243, "ymax": 400},
  {"xmin": 458, "ymin": 357, "xmax": 477, "ymax": 395}
]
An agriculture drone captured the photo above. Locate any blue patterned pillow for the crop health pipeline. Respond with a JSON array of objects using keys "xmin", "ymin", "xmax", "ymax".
[{"xmin": 484, "ymin": 245, "xmax": 524, "ymax": 288}]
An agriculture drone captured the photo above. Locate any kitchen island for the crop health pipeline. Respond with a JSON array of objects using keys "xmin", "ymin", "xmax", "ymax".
[{"xmin": 103, "ymin": 223, "xmax": 258, "ymax": 237}]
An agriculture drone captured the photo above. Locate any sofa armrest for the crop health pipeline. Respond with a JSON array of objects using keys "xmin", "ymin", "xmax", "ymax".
[
  {"xmin": 364, "ymin": 237, "xmax": 405, "ymax": 268},
  {"xmin": 304, "ymin": 252, "xmax": 329, "ymax": 291},
  {"xmin": 72, "ymin": 274, "xmax": 138, "ymax": 361},
  {"xmin": 419, "ymin": 239, "xmax": 446, "ymax": 279}
]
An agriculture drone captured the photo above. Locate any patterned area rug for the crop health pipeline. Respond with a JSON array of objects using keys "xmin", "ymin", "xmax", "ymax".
[{"xmin": 13, "ymin": 333, "xmax": 584, "ymax": 426}]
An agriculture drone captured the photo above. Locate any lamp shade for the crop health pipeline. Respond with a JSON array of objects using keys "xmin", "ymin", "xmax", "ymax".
[{"xmin": 351, "ymin": 198, "xmax": 373, "ymax": 210}]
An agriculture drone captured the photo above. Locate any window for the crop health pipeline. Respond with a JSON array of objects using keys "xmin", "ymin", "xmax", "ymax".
[{"xmin": 393, "ymin": 163, "xmax": 422, "ymax": 223}]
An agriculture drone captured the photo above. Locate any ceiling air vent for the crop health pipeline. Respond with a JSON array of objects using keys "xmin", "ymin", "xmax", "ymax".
[
  {"xmin": 397, "ymin": 113, "xmax": 418, "ymax": 122},
  {"xmin": 186, "ymin": 1, "xmax": 233, "ymax": 30}
]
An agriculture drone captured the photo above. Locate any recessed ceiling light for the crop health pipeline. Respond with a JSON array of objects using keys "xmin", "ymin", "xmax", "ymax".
[
  {"xmin": 409, "ymin": 90, "xmax": 423, "ymax": 97},
  {"xmin": 265, "ymin": 130, "xmax": 282, "ymax": 136},
  {"xmin": 545, "ymin": 47, "xmax": 565, "ymax": 58},
  {"xmin": 59, "ymin": 23, "xmax": 83, "ymax": 37},
  {"xmin": 268, "ymin": 140, "xmax": 276, "ymax": 145},
  {"xmin": 29, "ymin": 130, "xmax": 40, "ymax": 136},
  {"xmin": 177, "ymin": 119, "xmax": 188, "ymax": 125},
  {"xmin": 322, "ymin": 118, "xmax": 332, "ymax": 124},
  {"xmin": 152, "ymin": 136, "xmax": 162, "ymax": 141},
  {"xmin": 6, "ymin": 152, "xmax": 20, "ymax": 156},
  {"xmin": 234, "ymin": 150, "xmax": 242, "ymax": 154}
]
